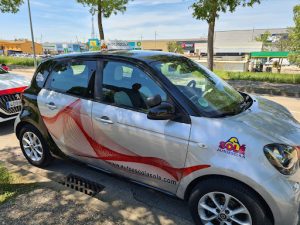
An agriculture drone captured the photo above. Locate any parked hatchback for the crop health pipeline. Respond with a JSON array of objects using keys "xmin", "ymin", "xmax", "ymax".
[{"xmin": 15, "ymin": 51, "xmax": 299, "ymax": 225}]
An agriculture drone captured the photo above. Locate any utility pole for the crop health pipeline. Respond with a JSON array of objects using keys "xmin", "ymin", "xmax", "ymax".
[
  {"xmin": 155, "ymin": 31, "xmax": 157, "ymax": 49},
  {"xmin": 90, "ymin": 7, "xmax": 96, "ymax": 39},
  {"xmin": 27, "ymin": 0, "xmax": 37, "ymax": 68}
]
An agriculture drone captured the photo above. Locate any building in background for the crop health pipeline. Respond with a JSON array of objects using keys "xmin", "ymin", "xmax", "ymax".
[
  {"xmin": 195, "ymin": 28, "xmax": 288, "ymax": 60},
  {"xmin": 132, "ymin": 38, "xmax": 206, "ymax": 53},
  {"xmin": 43, "ymin": 42, "xmax": 85, "ymax": 54},
  {"xmin": 0, "ymin": 39, "xmax": 43, "ymax": 55}
]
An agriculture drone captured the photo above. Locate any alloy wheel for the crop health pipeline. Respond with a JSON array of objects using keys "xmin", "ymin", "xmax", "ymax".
[
  {"xmin": 198, "ymin": 191, "xmax": 252, "ymax": 225},
  {"xmin": 22, "ymin": 131, "xmax": 43, "ymax": 162}
]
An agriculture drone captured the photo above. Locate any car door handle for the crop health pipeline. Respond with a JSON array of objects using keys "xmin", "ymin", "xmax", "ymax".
[
  {"xmin": 46, "ymin": 102, "xmax": 57, "ymax": 110},
  {"xmin": 95, "ymin": 116, "xmax": 114, "ymax": 124}
]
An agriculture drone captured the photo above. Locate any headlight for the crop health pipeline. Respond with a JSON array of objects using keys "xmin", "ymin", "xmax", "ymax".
[{"xmin": 264, "ymin": 144, "xmax": 299, "ymax": 175}]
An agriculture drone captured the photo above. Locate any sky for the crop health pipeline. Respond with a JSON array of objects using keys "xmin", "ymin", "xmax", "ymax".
[{"xmin": 0, "ymin": 0, "xmax": 298, "ymax": 43}]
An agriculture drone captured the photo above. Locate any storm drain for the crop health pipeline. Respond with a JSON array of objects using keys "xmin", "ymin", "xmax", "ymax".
[{"xmin": 59, "ymin": 174, "xmax": 105, "ymax": 197}]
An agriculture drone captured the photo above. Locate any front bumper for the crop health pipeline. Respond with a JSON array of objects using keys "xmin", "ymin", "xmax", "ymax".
[
  {"xmin": 262, "ymin": 173, "xmax": 300, "ymax": 225},
  {"xmin": 0, "ymin": 115, "xmax": 17, "ymax": 123}
]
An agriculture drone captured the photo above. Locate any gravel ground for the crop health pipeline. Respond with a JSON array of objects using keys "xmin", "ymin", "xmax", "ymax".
[{"xmin": 0, "ymin": 188, "xmax": 122, "ymax": 225}]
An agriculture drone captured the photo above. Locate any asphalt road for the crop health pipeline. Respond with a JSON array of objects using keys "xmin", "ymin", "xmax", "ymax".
[{"xmin": 0, "ymin": 95, "xmax": 299, "ymax": 225}]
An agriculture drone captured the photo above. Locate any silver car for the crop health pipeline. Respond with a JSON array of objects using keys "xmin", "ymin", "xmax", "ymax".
[{"xmin": 14, "ymin": 51, "xmax": 299, "ymax": 225}]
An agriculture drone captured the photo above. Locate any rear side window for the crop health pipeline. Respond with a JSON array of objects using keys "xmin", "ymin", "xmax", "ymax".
[
  {"xmin": 48, "ymin": 60, "xmax": 96, "ymax": 98},
  {"xmin": 35, "ymin": 60, "xmax": 53, "ymax": 88}
]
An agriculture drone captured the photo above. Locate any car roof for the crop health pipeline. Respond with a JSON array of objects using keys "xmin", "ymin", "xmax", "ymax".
[{"xmin": 44, "ymin": 50, "xmax": 181, "ymax": 64}]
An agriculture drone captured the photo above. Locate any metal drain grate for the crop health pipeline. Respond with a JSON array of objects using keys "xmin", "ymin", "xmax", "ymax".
[{"xmin": 59, "ymin": 174, "xmax": 105, "ymax": 196}]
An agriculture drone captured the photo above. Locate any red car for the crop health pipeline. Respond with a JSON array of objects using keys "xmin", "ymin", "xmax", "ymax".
[{"xmin": 1, "ymin": 64, "xmax": 10, "ymax": 71}]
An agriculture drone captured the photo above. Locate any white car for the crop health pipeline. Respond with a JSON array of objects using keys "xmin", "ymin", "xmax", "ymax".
[{"xmin": 0, "ymin": 67, "xmax": 29, "ymax": 122}]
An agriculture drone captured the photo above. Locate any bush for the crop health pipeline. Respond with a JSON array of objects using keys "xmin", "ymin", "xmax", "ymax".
[
  {"xmin": 0, "ymin": 56, "xmax": 41, "ymax": 67},
  {"xmin": 215, "ymin": 70, "xmax": 300, "ymax": 84}
]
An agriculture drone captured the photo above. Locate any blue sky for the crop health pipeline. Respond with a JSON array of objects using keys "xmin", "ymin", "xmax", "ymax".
[{"xmin": 0, "ymin": 0, "xmax": 297, "ymax": 43}]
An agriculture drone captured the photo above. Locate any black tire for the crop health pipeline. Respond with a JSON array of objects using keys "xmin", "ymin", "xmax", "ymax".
[
  {"xmin": 19, "ymin": 124, "xmax": 53, "ymax": 167},
  {"xmin": 188, "ymin": 177, "xmax": 272, "ymax": 225}
]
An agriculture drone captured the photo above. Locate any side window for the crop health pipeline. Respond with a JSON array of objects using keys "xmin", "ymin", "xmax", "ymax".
[
  {"xmin": 102, "ymin": 61, "xmax": 167, "ymax": 111},
  {"xmin": 35, "ymin": 60, "xmax": 53, "ymax": 88},
  {"xmin": 48, "ymin": 60, "xmax": 96, "ymax": 97}
]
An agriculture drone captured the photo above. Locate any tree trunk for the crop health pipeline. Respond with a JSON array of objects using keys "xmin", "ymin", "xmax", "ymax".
[
  {"xmin": 207, "ymin": 21, "xmax": 215, "ymax": 71},
  {"xmin": 97, "ymin": 1, "xmax": 104, "ymax": 40}
]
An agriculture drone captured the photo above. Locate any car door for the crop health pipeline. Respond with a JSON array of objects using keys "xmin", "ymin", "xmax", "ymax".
[
  {"xmin": 37, "ymin": 59, "xmax": 98, "ymax": 160},
  {"xmin": 90, "ymin": 59, "xmax": 191, "ymax": 193}
]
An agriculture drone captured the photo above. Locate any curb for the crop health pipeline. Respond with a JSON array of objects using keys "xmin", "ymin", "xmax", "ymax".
[{"xmin": 227, "ymin": 80, "xmax": 300, "ymax": 98}]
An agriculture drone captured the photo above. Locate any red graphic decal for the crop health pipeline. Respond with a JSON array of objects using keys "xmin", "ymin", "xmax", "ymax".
[
  {"xmin": 0, "ymin": 86, "xmax": 27, "ymax": 96},
  {"xmin": 42, "ymin": 99, "xmax": 210, "ymax": 181},
  {"xmin": 218, "ymin": 137, "xmax": 246, "ymax": 158}
]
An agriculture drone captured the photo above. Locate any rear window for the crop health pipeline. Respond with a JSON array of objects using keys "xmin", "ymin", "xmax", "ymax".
[{"xmin": 48, "ymin": 60, "xmax": 96, "ymax": 98}]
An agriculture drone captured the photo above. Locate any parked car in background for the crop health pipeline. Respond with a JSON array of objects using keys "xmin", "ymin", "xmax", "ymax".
[
  {"xmin": 1, "ymin": 64, "xmax": 10, "ymax": 71},
  {"xmin": 0, "ymin": 67, "xmax": 29, "ymax": 122},
  {"xmin": 264, "ymin": 58, "xmax": 290, "ymax": 66},
  {"xmin": 15, "ymin": 51, "xmax": 299, "ymax": 225}
]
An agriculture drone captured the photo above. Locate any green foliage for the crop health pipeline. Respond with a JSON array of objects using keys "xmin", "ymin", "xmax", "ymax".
[
  {"xmin": 215, "ymin": 70, "xmax": 300, "ymax": 84},
  {"xmin": 191, "ymin": 0, "xmax": 261, "ymax": 71},
  {"xmin": 255, "ymin": 31, "xmax": 271, "ymax": 51},
  {"xmin": 288, "ymin": 52, "xmax": 300, "ymax": 67},
  {"xmin": 0, "ymin": 165, "xmax": 15, "ymax": 204},
  {"xmin": 0, "ymin": 56, "xmax": 41, "ymax": 66},
  {"xmin": 288, "ymin": 4, "xmax": 300, "ymax": 67},
  {"xmin": 0, "ymin": 0, "xmax": 24, "ymax": 13},
  {"xmin": 191, "ymin": 0, "xmax": 261, "ymax": 23},
  {"xmin": 77, "ymin": 0, "xmax": 131, "ymax": 18},
  {"xmin": 289, "ymin": 5, "xmax": 300, "ymax": 51},
  {"xmin": 0, "ymin": 165, "xmax": 35, "ymax": 204},
  {"xmin": 167, "ymin": 42, "xmax": 184, "ymax": 54}
]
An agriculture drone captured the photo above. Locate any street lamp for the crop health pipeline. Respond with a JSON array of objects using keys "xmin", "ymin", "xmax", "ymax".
[{"xmin": 27, "ymin": 0, "xmax": 37, "ymax": 68}]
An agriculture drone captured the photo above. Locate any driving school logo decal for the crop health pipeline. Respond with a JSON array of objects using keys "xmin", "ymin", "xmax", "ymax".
[{"xmin": 218, "ymin": 137, "xmax": 246, "ymax": 158}]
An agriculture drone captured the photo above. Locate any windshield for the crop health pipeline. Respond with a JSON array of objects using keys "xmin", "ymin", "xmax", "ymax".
[{"xmin": 150, "ymin": 56, "xmax": 246, "ymax": 117}]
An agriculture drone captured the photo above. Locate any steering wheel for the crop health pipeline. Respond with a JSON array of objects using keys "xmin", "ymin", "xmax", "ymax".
[{"xmin": 187, "ymin": 80, "xmax": 196, "ymax": 88}]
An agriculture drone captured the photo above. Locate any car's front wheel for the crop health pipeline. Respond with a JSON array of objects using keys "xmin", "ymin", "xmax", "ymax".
[
  {"xmin": 19, "ymin": 124, "xmax": 53, "ymax": 167},
  {"xmin": 188, "ymin": 177, "xmax": 272, "ymax": 225}
]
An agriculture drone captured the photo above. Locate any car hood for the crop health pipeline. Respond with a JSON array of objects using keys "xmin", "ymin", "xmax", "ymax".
[
  {"xmin": 230, "ymin": 96, "xmax": 300, "ymax": 145},
  {"xmin": 0, "ymin": 73, "xmax": 30, "ymax": 91}
]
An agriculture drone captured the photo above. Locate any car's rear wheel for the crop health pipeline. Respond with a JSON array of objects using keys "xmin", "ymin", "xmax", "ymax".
[
  {"xmin": 19, "ymin": 124, "xmax": 53, "ymax": 167},
  {"xmin": 188, "ymin": 178, "xmax": 272, "ymax": 225}
]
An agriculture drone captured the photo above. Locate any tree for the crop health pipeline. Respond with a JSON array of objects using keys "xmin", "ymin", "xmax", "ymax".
[
  {"xmin": 255, "ymin": 31, "xmax": 271, "ymax": 51},
  {"xmin": 0, "ymin": 0, "xmax": 23, "ymax": 13},
  {"xmin": 167, "ymin": 41, "xmax": 184, "ymax": 54},
  {"xmin": 77, "ymin": 0, "xmax": 132, "ymax": 40},
  {"xmin": 191, "ymin": 0, "xmax": 261, "ymax": 71},
  {"xmin": 288, "ymin": 4, "xmax": 300, "ymax": 67}
]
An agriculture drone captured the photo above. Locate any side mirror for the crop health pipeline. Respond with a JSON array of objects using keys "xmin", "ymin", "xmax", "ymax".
[{"xmin": 147, "ymin": 102, "xmax": 176, "ymax": 120}]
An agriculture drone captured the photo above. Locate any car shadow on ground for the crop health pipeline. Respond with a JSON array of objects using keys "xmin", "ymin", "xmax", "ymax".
[
  {"xmin": 0, "ymin": 120, "xmax": 14, "ymax": 136},
  {"xmin": 0, "ymin": 143, "xmax": 193, "ymax": 224}
]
